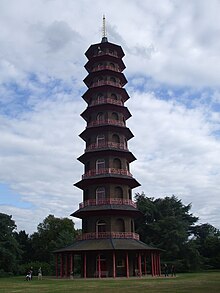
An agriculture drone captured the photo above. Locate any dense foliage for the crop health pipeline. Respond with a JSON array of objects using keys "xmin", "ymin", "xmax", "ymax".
[
  {"xmin": 134, "ymin": 193, "xmax": 220, "ymax": 272},
  {"xmin": 1, "ymin": 194, "xmax": 220, "ymax": 276}
]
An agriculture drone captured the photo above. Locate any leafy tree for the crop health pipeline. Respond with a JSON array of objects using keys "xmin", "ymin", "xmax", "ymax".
[
  {"xmin": 134, "ymin": 193, "xmax": 199, "ymax": 269},
  {"xmin": 30, "ymin": 215, "xmax": 78, "ymax": 264},
  {"xmin": 0, "ymin": 213, "xmax": 21, "ymax": 275},
  {"xmin": 14, "ymin": 230, "xmax": 32, "ymax": 264},
  {"xmin": 192, "ymin": 223, "xmax": 220, "ymax": 269}
]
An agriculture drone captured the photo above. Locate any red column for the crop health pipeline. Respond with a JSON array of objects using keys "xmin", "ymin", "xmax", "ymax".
[
  {"xmin": 151, "ymin": 252, "xmax": 155, "ymax": 277},
  {"xmin": 98, "ymin": 254, "xmax": 101, "ymax": 278},
  {"xmin": 70, "ymin": 253, "xmax": 73, "ymax": 275},
  {"xmin": 65, "ymin": 254, "xmax": 68, "ymax": 277},
  {"xmin": 138, "ymin": 253, "xmax": 142, "ymax": 277},
  {"xmin": 60, "ymin": 254, "xmax": 63, "ymax": 278},
  {"xmin": 56, "ymin": 254, "xmax": 58, "ymax": 278},
  {"xmin": 84, "ymin": 253, "xmax": 87, "ymax": 278},
  {"xmin": 113, "ymin": 251, "xmax": 116, "ymax": 278},
  {"xmin": 144, "ymin": 254, "xmax": 147, "ymax": 276},
  {"xmin": 126, "ymin": 252, "xmax": 129, "ymax": 278}
]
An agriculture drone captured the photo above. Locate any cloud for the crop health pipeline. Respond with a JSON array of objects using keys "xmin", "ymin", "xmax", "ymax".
[{"xmin": 0, "ymin": 0, "xmax": 220, "ymax": 233}]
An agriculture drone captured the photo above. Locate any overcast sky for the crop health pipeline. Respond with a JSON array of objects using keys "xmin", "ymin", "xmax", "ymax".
[{"xmin": 1, "ymin": 0, "xmax": 220, "ymax": 234}]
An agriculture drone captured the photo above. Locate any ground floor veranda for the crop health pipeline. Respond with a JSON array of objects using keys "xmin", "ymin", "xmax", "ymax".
[{"xmin": 55, "ymin": 249, "xmax": 161, "ymax": 279}]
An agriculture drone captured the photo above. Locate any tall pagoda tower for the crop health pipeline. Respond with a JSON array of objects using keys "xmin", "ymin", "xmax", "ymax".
[{"xmin": 54, "ymin": 17, "xmax": 161, "ymax": 278}]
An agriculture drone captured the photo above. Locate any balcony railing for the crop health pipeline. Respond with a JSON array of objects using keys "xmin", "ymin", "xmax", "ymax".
[
  {"xmin": 85, "ymin": 142, "xmax": 128, "ymax": 152},
  {"xmin": 90, "ymin": 80, "xmax": 122, "ymax": 88},
  {"xmin": 90, "ymin": 97, "xmax": 123, "ymax": 106},
  {"xmin": 87, "ymin": 119, "xmax": 125, "ymax": 128},
  {"xmin": 93, "ymin": 51, "xmax": 118, "ymax": 58},
  {"xmin": 77, "ymin": 232, "xmax": 140, "ymax": 241},
  {"xmin": 79, "ymin": 198, "xmax": 137, "ymax": 209},
  {"xmin": 82, "ymin": 168, "xmax": 132, "ymax": 179},
  {"xmin": 92, "ymin": 65, "xmax": 121, "ymax": 73}
]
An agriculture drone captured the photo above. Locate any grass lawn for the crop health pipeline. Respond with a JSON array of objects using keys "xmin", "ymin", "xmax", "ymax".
[{"xmin": 0, "ymin": 271, "xmax": 220, "ymax": 293}]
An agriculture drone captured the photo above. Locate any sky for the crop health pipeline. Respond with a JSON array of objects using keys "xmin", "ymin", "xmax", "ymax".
[{"xmin": 0, "ymin": 0, "xmax": 220, "ymax": 234}]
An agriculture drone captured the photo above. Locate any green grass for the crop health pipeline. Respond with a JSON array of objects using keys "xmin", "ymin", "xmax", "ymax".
[{"xmin": 0, "ymin": 272, "xmax": 220, "ymax": 293}]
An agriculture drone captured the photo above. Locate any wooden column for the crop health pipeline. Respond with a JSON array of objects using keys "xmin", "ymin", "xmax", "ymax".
[
  {"xmin": 151, "ymin": 252, "xmax": 155, "ymax": 277},
  {"xmin": 98, "ymin": 254, "xmax": 101, "ymax": 278},
  {"xmin": 126, "ymin": 252, "xmax": 129, "ymax": 278},
  {"xmin": 55, "ymin": 254, "xmax": 58, "ymax": 278},
  {"xmin": 113, "ymin": 251, "xmax": 116, "ymax": 278},
  {"xmin": 144, "ymin": 254, "xmax": 147, "ymax": 276},
  {"xmin": 84, "ymin": 253, "xmax": 87, "ymax": 278},
  {"xmin": 65, "ymin": 254, "xmax": 68, "ymax": 277},
  {"xmin": 70, "ymin": 253, "xmax": 73, "ymax": 276},
  {"xmin": 60, "ymin": 253, "xmax": 63, "ymax": 278},
  {"xmin": 138, "ymin": 253, "xmax": 142, "ymax": 277}
]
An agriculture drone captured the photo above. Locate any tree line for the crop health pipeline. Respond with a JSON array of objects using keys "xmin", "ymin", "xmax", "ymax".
[{"xmin": 0, "ymin": 194, "xmax": 220, "ymax": 276}]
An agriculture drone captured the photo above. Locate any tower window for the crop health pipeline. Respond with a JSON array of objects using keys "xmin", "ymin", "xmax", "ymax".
[
  {"xmin": 113, "ymin": 158, "xmax": 121, "ymax": 169},
  {"xmin": 112, "ymin": 112, "xmax": 119, "ymax": 120},
  {"xmin": 115, "ymin": 186, "xmax": 123, "ymax": 198},
  {"xmin": 97, "ymin": 112, "xmax": 104, "ymax": 121},
  {"xmin": 116, "ymin": 218, "xmax": 125, "ymax": 232},
  {"xmin": 96, "ymin": 187, "xmax": 106, "ymax": 201},
  {"xmin": 96, "ymin": 220, "xmax": 106, "ymax": 233},
  {"xmin": 96, "ymin": 159, "xmax": 105, "ymax": 172},
  {"xmin": 97, "ymin": 134, "xmax": 105, "ymax": 146},
  {"xmin": 112, "ymin": 134, "xmax": 120, "ymax": 143}
]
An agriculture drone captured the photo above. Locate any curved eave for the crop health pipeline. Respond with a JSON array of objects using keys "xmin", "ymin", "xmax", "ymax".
[
  {"xmin": 71, "ymin": 205, "xmax": 142, "ymax": 219},
  {"xmin": 54, "ymin": 239, "xmax": 161, "ymax": 253},
  {"xmin": 78, "ymin": 149, "xmax": 136, "ymax": 164},
  {"xmin": 79, "ymin": 125, "xmax": 134, "ymax": 141},
  {"xmin": 74, "ymin": 176, "xmax": 141, "ymax": 190},
  {"xmin": 82, "ymin": 86, "xmax": 130, "ymax": 104},
  {"xmin": 81, "ymin": 104, "xmax": 131, "ymax": 121},
  {"xmin": 83, "ymin": 70, "xmax": 127, "ymax": 87},
  {"xmin": 85, "ymin": 56, "xmax": 126, "ymax": 72},
  {"xmin": 85, "ymin": 42, "xmax": 124, "ymax": 59}
]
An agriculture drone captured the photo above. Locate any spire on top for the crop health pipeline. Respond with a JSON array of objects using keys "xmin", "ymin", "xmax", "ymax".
[{"xmin": 101, "ymin": 15, "xmax": 108, "ymax": 43}]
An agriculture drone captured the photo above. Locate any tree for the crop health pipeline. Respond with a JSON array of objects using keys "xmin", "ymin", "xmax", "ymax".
[
  {"xmin": 0, "ymin": 213, "xmax": 21, "ymax": 274},
  {"xmin": 134, "ymin": 193, "xmax": 199, "ymax": 269},
  {"xmin": 192, "ymin": 223, "xmax": 220, "ymax": 269},
  {"xmin": 14, "ymin": 230, "xmax": 32, "ymax": 264},
  {"xmin": 30, "ymin": 215, "xmax": 78, "ymax": 264}
]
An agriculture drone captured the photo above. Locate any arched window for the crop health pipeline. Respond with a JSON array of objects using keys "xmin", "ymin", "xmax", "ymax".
[
  {"xmin": 96, "ymin": 159, "xmax": 105, "ymax": 173},
  {"xmin": 116, "ymin": 218, "xmax": 125, "ymax": 232},
  {"xmin": 115, "ymin": 186, "xmax": 123, "ymax": 198},
  {"xmin": 110, "ymin": 76, "xmax": 116, "ymax": 83},
  {"xmin": 126, "ymin": 162, "xmax": 130, "ymax": 171},
  {"xmin": 96, "ymin": 220, "xmax": 106, "ymax": 233},
  {"xmin": 97, "ymin": 134, "xmax": 105, "ymax": 147},
  {"xmin": 97, "ymin": 93, "xmax": 104, "ymax": 103},
  {"xmin": 112, "ymin": 112, "xmax": 119, "ymax": 120},
  {"xmin": 111, "ymin": 93, "xmax": 117, "ymax": 100},
  {"xmin": 112, "ymin": 134, "xmax": 120, "ymax": 143},
  {"xmin": 110, "ymin": 62, "xmax": 115, "ymax": 69},
  {"xmin": 96, "ymin": 187, "xmax": 106, "ymax": 202},
  {"xmin": 97, "ymin": 112, "xmax": 104, "ymax": 122},
  {"xmin": 113, "ymin": 158, "xmax": 121, "ymax": 169}
]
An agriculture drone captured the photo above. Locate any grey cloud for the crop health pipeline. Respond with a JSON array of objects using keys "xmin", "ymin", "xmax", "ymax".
[{"xmin": 43, "ymin": 21, "xmax": 81, "ymax": 52}]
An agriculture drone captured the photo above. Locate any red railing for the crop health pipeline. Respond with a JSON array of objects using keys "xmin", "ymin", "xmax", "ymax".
[
  {"xmin": 90, "ymin": 80, "xmax": 122, "ymax": 88},
  {"xmin": 87, "ymin": 119, "xmax": 125, "ymax": 127},
  {"xmin": 90, "ymin": 97, "xmax": 123, "ymax": 106},
  {"xmin": 92, "ymin": 65, "xmax": 121, "ymax": 73},
  {"xmin": 77, "ymin": 232, "xmax": 139, "ymax": 241},
  {"xmin": 79, "ymin": 198, "xmax": 137, "ymax": 209},
  {"xmin": 82, "ymin": 168, "xmax": 132, "ymax": 179},
  {"xmin": 85, "ymin": 142, "xmax": 128, "ymax": 152}
]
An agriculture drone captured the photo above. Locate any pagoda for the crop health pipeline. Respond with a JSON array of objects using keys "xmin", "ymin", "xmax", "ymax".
[{"xmin": 54, "ymin": 17, "xmax": 161, "ymax": 278}]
